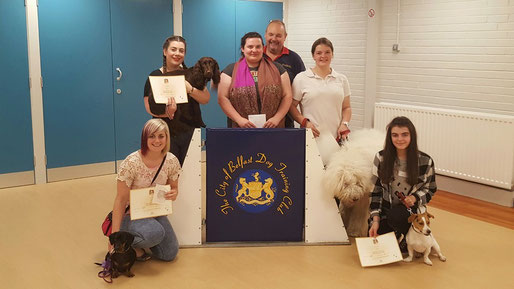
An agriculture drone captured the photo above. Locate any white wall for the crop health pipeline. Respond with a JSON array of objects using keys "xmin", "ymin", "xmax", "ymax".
[
  {"xmin": 286, "ymin": 0, "xmax": 368, "ymax": 128},
  {"xmin": 377, "ymin": 0, "xmax": 514, "ymax": 116},
  {"xmin": 286, "ymin": 0, "xmax": 514, "ymax": 128},
  {"xmin": 286, "ymin": 0, "xmax": 514, "ymax": 205}
]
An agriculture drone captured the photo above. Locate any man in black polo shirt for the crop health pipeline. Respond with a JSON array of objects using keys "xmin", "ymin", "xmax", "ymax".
[{"xmin": 264, "ymin": 20, "xmax": 306, "ymax": 128}]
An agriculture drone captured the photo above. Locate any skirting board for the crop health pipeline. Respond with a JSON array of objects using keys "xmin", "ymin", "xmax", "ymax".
[
  {"xmin": 437, "ymin": 175, "xmax": 514, "ymax": 207},
  {"xmin": 47, "ymin": 162, "xmax": 115, "ymax": 182},
  {"xmin": 0, "ymin": 171, "xmax": 34, "ymax": 189}
]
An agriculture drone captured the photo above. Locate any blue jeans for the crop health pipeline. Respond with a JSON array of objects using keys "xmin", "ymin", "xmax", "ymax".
[{"xmin": 120, "ymin": 215, "xmax": 179, "ymax": 261}]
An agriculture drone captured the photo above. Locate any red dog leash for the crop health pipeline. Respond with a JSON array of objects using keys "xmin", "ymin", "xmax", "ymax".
[{"xmin": 395, "ymin": 191, "xmax": 414, "ymax": 215}]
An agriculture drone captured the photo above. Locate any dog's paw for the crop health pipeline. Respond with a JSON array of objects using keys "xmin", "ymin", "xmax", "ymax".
[
  {"xmin": 439, "ymin": 255, "xmax": 447, "ymax": 262},
  {"xmin": 403, "ymin": 256, "xmax": 413, "ymax": 262},
  {"xmin": 127, "ymin": 271, "xmax": 135, "ymax": 278},
  {"xmin": 423, "ymin": 258, "xmax": 433, "ymax": 266}
]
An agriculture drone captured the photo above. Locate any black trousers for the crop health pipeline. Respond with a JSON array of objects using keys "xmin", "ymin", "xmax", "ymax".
[
  {"xmin": 170, "ymin": 127, "xmax": 194, "ymax": 166},
  {"xmin": 377, "ymin": 204, "xmax": 416, "ymax": 237},
  {"xmin": 284, "ymin": 113, "xmax": 295, "ymax": 128}
]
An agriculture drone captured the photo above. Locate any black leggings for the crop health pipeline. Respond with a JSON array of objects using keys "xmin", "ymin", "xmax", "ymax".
[
  {"xmin": 170, "ymin": 127, "xmax": 194, "ymax": 166},
  {"xmin": 377, "ymin": 204, "xmax": 416, "ymax": 237}
]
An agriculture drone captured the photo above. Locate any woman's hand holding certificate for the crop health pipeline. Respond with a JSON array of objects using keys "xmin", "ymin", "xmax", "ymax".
[
  {"xmin": 164, "ymin": 187, "xmax": 178, "ymax": 201},
  {"xmin": 130, "ymin": 184, "xmax": 174, "ymax": 220},
  {"xmin": 165, "ymin": 97, "xmax": 177, "ymax": 119}
]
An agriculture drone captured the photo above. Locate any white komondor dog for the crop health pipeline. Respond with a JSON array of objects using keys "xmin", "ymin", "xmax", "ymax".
[{"xmin": 323, "ymin": 129, "xmax": 385, "ymax": 237}]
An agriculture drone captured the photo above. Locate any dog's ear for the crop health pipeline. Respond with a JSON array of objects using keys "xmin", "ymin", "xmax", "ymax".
[
  {"xmin": 407, "ymin": 214, "xmax": 417, "ymax": 223},
  {"xmin": 211, "ymin": 60, "xmax": 221, "ymax": 85},
  {"xmin": 194, "ymin": 59, "xmax": 203, "ymax": 73},
  {"xmin": 187, "ymin": 61, "xmax": 204, "ymax": 90},
  {"xmin": 125, "ymin": 232, "xmax": 135, "ymax": 244},
  {"xmin": 426, "ymin": 212, "xmax": 434, "ymax": 219},
  {"xmin": 109, "ymin": 232, "xmax": 119, "ymax": 245}
]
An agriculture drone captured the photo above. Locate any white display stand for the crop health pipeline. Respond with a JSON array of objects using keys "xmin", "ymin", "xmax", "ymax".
[
  {"xmin": 169, "ymin": 128, "xmax": 202, "ymax": 246},
  {"xmin": 304, "ymin": 129, "xmax": 349, "ymax": 244}
]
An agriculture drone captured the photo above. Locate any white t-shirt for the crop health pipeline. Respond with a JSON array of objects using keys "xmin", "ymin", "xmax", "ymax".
[{"xmin": 292, "ymin": 68, "xmax": 351, "ymax": 139}]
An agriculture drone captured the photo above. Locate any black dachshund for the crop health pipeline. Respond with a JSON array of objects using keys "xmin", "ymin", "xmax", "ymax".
[{"xmin": 108, "ymin": 231, "xmax": 136, "ymax": 278}]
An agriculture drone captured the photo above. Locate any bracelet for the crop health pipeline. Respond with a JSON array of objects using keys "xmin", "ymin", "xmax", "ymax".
[{"xmin": 301, "ymin": 118, "xmax": 309, "ymax": 128}]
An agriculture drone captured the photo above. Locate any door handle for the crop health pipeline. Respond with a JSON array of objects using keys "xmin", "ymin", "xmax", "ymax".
[{"xmin": 116, "ymin": 67, "xmax": 123, "ymax": 81}]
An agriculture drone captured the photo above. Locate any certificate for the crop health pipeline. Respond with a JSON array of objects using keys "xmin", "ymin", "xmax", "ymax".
[
  {"xmin": 148, "ymin": 75, "xmax": 188, "ymax": 104},
  {"xmin": 130, "ymin": 185, "xmax": 173, "ymax": 220},
  {"xmin": 355, "ymin": 232, "xmax": 403, "ymax": 267},
  {"xmin": 248, "ymin": 114, "xmax": 266, "ymax": 128}
]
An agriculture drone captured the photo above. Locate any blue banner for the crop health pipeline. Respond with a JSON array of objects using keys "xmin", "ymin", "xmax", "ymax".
[{"xmin": 206, "ymin": 129, "xmax": 305, "ymax": 242}]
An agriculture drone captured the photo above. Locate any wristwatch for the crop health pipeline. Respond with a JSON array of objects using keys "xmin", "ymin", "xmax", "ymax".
[{"xmin": 342, "ymin": 121, "xmax": 350, "ymax": 128}]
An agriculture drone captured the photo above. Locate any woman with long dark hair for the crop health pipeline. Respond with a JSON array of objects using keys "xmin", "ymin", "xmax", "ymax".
[
  {"xmin": 143, "ymin": 36, "xmax": 210, "ymax": 165},
  {"xmin": 368, "ymin": 117, "xmax": 437, "ymax": 249}
]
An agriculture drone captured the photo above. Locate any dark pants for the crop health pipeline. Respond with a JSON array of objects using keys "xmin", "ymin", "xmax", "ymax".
[
  {"xmin": 377, "ymin": 204, "xmax": 416, "ymax": 237},
  {"xmin": 170, "ymin": 127, "xmax": 194, "ymax": 166},
  {"xmin": 284, "ymin": 113, "xmax": 295, "ymax": 128}
]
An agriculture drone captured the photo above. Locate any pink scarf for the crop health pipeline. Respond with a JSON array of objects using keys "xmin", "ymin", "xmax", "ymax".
[{"xmin": 228, "ymin": 57, "xmax": 284, "ymax": 128}]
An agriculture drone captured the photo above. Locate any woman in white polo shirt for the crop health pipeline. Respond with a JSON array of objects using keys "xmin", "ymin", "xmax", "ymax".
[{"xmin": 289, "ymin": 37, "xmax": 352, "ymax": 142}]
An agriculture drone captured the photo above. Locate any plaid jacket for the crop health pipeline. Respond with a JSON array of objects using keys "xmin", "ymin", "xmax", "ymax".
[{"xmin": 369, "ymin": 150, "xmax": 437, "ymax": 220}]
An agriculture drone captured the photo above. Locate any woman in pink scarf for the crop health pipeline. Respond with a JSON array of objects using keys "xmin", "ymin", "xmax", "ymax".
[{"xmin": 217, "ymin": 32, "xmax": 292, "ymax": 128}]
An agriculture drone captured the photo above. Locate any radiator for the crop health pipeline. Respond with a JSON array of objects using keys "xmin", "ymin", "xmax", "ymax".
[{"xmin": 374, "ymin": 102, "xmax": 514, "ymax": 190}]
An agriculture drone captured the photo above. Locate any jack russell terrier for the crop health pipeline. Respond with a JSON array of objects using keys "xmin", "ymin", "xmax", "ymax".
[{"xmin": 403, "ymin": 212, "xmax": 447, "ymax": 266}]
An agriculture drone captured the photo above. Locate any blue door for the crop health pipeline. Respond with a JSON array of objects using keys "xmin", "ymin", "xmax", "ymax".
[
  {"xmin": 0, "ymin": 1, "xmax": 34, "ymax": 182},
  {"xmin": 183, "ymin": 0, "xmax": 283, "ymax": 129},
  {"xmin": 234, "ymin": 0, "xmax": 283, "ymax": 60},
  {"xmin": 110, "ymin": 0, "xmax": 173, "ymax": 161},
  {"xmin": 39, "ymin": 0, "xmax": 173, "ymax": 179},
  {"xmin": 39, "ymin": 0, "xmax": 115, "ymax": 170},
  {"xmin": 183, "ymin": 0, "xmax": 236, "ymax": 129}
]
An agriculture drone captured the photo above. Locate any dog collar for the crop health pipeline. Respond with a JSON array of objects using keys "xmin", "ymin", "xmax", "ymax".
[{"xmin": 112, "ymin": 247, "xmax": 130, "ymax": 254}]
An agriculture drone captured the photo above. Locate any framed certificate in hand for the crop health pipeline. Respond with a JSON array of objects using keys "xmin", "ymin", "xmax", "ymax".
[
  {"xmin": 148, "ymin": 75, "xmax": 188, "ymax": 104},
  {"xmin": 355, "ymin": 232, "xmax": 403, "ymax": 267},
  {"xmin": 130, "ymin": 184, "xmax": 173, "ymax": 220}
]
